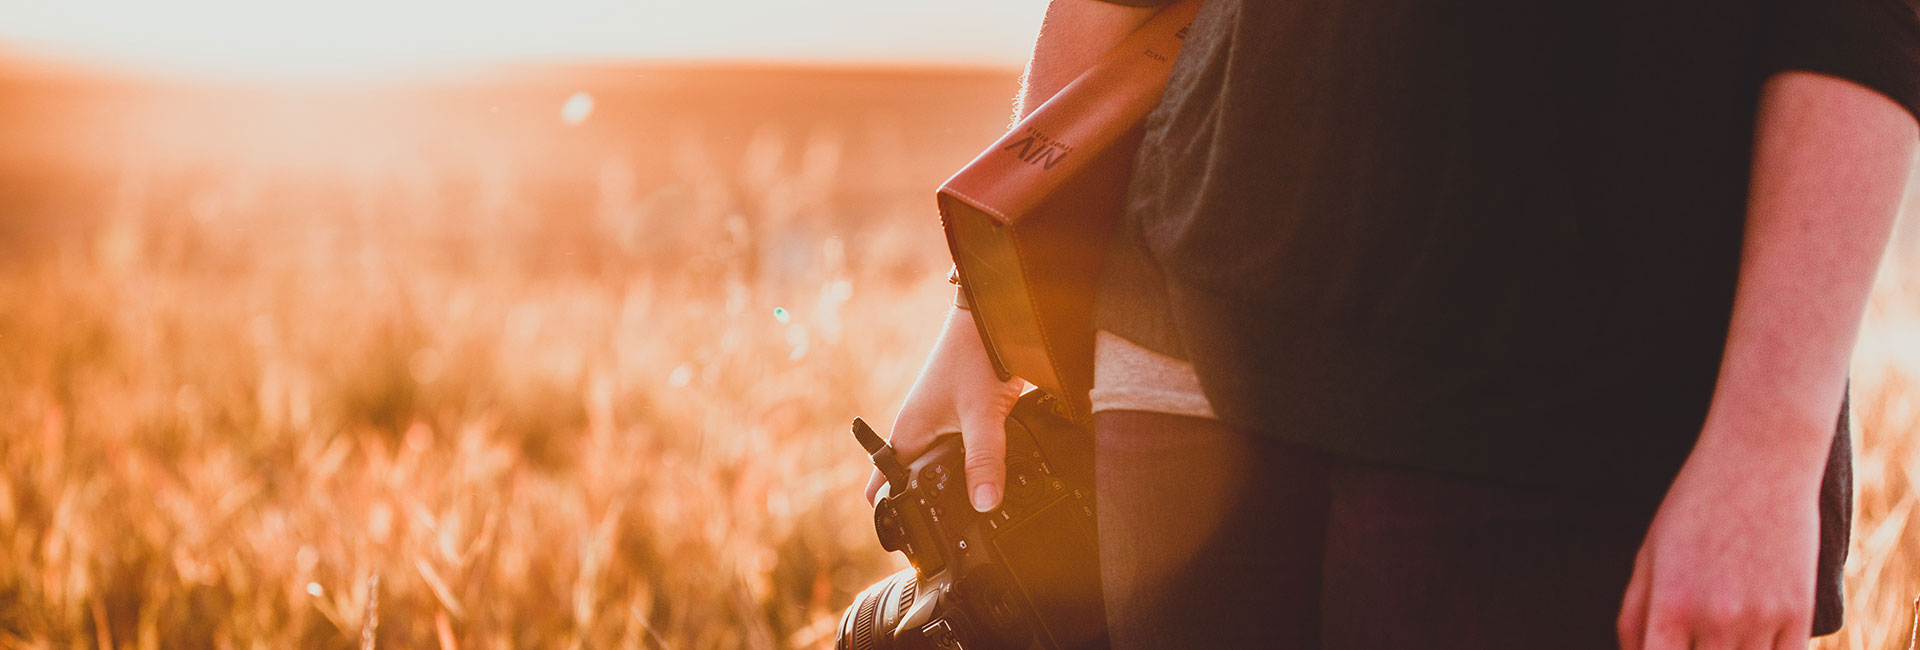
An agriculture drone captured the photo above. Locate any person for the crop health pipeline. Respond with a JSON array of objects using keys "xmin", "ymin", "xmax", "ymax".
[{"xmin": 866, "ymin": 0, "xmax": 1920, "ymax": 647}]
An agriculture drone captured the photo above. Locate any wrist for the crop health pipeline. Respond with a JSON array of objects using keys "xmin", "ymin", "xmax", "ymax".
[
  {"xmin": 1686, "ymin": 408, "xmax": 1836, "ymax": 493},
  {"xmin": 1699, "ymin": 390, "xmax": 1839, "ymax": 450}
]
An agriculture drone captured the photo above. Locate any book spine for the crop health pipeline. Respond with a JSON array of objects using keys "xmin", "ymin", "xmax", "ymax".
[{"xmin": 938, "ymin": 0, "xmax": 1201, "ymax": 222}]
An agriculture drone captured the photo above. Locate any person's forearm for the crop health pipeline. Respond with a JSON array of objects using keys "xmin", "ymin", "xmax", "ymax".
[
  {"xmin": 1014, "ymin": 0, "xmax": 1161, "ymax": 121},
  {"xmin": 1697, "ymin": 71, "xmax": 1917, "ymax": 478}
]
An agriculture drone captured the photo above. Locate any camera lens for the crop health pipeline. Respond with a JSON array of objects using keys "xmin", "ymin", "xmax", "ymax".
[{"xmin": 836, "ymin": 569, "xmax": 916, "ymax": 650}]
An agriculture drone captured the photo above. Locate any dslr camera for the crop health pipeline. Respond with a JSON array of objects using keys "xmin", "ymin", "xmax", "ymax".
[{"xmin": 836, "ymin": 391, "xmax": 1106, "ymax": 650}]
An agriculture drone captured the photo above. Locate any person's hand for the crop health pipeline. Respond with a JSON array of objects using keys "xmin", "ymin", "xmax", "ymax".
[
  {"xmin": 865, "ymin": 308, "xmax": 1025, "ymax": 511},
  {"xmin": 1617, "ymin": 423, "xmax": 1828, "ymax": 650}
]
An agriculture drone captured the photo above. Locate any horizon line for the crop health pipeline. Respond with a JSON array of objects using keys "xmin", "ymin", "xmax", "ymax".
[{"xmin": 0, "ymin": 47, "xmax": 1028, "ymax": 86}]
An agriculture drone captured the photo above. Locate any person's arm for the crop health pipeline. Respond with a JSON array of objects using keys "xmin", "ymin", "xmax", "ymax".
[
  {"xmin": 1015, "ymin": 1, "xmax": 1166, "ymax": 120},
  {"xmin": 1618, "ymin": 71, "xmax": 1917, "ymax": 650},
  {"xmin": 866, "ymin": 0, "xmax": 1162, "ymax": 512}
]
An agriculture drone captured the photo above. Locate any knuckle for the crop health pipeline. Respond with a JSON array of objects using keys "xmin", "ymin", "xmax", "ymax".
[
  {"xmin": 1642, "ymin": 616, "xmax": 1688, "ymax": 647},
  {"xmin": 888, "ymin": 419, "xmax": 946, "ymax": 458},
  {"xmin": 963, "ymin": 445, "xmax": 1004, "ymax": 471},
  {"xmin": 1665, "ymin": 597, "xmax": 1770, "ymax": 631},
  {"xmin": 962, "ymin": 449, "xmax": 1005, "ymax": 484},
  {"xmin": 962, "ymin": 423, "xmax": 1004, "ymax": 446},
  {"xmin": 961, "ymin": 398, "xmax": 1009, "ymax": 423},
  {"xmin": 959, "ymin": 423, "xmax": 1005, "ymax": 453},
  {"xmin": 1699, "ymin": 601, "xmax": 1744, "ymax": 628},
  {"xmin": 983, "ymin": 387, "xmax": 1020, "ymax": 411},
  {"xmin": 1614, "ymin": 612, "xmax": 1638, "ymax": 640},
  {"xmin": 889, "ymin": 413, "xmax": 930, "ymax": 440},
  {"xmin": 1758, "ymin": 599, "xmax": 1806, "ymax": 625},
  {"xmin": 1646, "ymin": 595, "xmax": 1696, "ymax": 628}
]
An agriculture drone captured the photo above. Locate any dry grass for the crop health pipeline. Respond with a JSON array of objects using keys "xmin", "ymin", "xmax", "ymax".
[
  {"xmin": 0, "ymin": 64, "xmax": 1915, "ymax": 649},
  {"xmin": 1819, "ymin": 256, "xmax": 1920, "ymax": 650},
  {"xmin": 0, "ymin": 65, "xmax": 1000, "ymax": 649}
]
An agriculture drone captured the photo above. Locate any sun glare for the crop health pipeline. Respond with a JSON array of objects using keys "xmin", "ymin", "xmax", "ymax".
[
  {"xmin": 560, "ymin": 91, "xmax": 595, "ymax": 125},
  {"xmin": 0, "ymin": 0, "xmax": 1047, "ymax": 80}
]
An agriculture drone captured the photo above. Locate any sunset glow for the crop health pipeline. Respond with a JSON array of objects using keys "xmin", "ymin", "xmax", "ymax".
[
  {"xmin": 0, "ymin": 0, "xmax": 1046, "ymax": 78},
  {"xmin": 4, "ymin": 0, "xmax": 1920, "ymax": 646}
]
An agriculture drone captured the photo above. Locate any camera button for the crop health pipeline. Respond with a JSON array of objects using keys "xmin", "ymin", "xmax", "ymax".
[
  {"xmin": 926, "ymin": 464, "xmax": 949, "ymax": 490},
  {"xmin": 986, "ymin": 509, "xmax": 1013, "ymax": 529},
  {"xmin": 1005, "ymin": 461, "xmax": 1044, "ymax": 507},
  {"xmin": 875, "ymin": 507, "xmax": 909, "ymax": 552},
  {"xmin": 920, "ymin": 620, "xmax": 962, "ymax": 650}
]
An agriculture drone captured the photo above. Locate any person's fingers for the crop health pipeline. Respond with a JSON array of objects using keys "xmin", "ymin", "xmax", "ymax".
[
  {"xmin": 888, "ymin": 399, "xmax": 958, "ymax": 461},
  {"xmin": 1761, "ymin": 605, "xmax": 1811, "ymax": 650},
  {"xmin": 872, "ymin": 403, "xmax": 949, "ymax": 503},
  {"xmin": 1728, "ymin": 632, "xmax": 1766, "ymax": 650},
  {"xmin": 1703, "ymin": 622, "xmax": 1757, "ymax": 650},
  {"xmin": 864, "ymin": 469, "xmax": 886, "ymax": 505},
  {"xmin": 1658, "ymin": 604, "xmax": 1783, "ymax": 650},
  {"xmin": 1781, "ymin": 602, "xmax": 1815, "ymax": 650},
  {"xmin": 1619, "ymin": 549, "xmax": 1653, "ymax": 650},
  {"xmin": 1639, "ymin": 590, "xmax": 1693, "ymax": 650},
  {"xmin": 1639, "ymin": 620, "xmax": 1690, "ymax": 650},
  {"xmin": 1771, "ymin": 624, "xmax": 1806, "ymax": 650},
  {"xmin": 959, "ymin": 410, "xmax": 1008, "ymax": 512},
  {"xmin": 1693, "ymin": 598, "xmax": 1805, "ymax": 650}
]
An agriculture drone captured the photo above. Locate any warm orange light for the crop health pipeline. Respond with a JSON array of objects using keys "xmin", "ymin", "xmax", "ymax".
[{"xmin": 0, "ymin": 0, "xmax": 1047, "ymax": 79}]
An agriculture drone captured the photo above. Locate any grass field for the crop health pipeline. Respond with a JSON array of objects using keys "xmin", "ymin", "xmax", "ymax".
[{"xmin": 0, "ymin": 62, "xmax": 1915, "ymax": 649}]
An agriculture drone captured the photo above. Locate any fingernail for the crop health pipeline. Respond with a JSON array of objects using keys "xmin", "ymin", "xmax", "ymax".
[{"xmin": 971, "ymin": 484, "xmax": 1000, "ymax": 512}]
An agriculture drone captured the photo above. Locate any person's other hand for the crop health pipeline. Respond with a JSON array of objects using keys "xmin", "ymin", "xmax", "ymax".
[
  {"xmin": 1617, "ymin": 424, "xmax": 1826, "ymax": 650},
  {"xmin": 864, "ymin": 308, "xmax": 1024, "ymax": 512}
]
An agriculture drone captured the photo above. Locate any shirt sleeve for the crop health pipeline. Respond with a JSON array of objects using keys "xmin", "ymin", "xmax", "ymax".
[{"xmin": 1767, "ymin": 0, "xmax": 1920, "ymax": 125}]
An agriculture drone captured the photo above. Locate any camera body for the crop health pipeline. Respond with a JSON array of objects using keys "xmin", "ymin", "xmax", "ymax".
[{"xmin": 838, "ymin": 391, "xmax": 1106, "ymax": 650}]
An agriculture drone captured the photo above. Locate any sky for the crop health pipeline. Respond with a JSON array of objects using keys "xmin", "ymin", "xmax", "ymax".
[{"xmin": 0, "ymin": 0, "xmax": 1049, "ymax": 78}]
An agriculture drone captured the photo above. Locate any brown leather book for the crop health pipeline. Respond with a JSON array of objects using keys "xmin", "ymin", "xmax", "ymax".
[{"xmin": 939, "ymin": 0, "xmax": 1201, "ymax": 421}]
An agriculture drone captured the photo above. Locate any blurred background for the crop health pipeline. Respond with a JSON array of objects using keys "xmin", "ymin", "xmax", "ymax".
[{"xmin": 0, "ymin": 1, "xmax": 1915, "ymax": 648}]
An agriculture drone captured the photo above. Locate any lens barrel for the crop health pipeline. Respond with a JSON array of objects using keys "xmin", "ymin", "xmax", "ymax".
[{"xmin": 836, "ymin": 569, "xmax": 917, "ymax": 650}]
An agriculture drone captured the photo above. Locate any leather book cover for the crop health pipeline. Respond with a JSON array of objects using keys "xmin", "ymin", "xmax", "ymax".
[{"xmin": 938, "ymin": 0, "xmax": 1201, "ymax": 420}]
